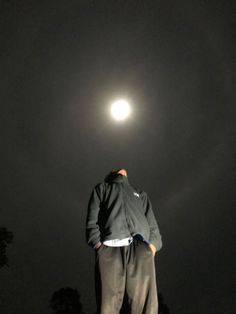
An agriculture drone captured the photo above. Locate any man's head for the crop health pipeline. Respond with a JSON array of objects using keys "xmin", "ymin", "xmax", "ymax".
[
  {"xmin": 105, "ymin": 169, "xmax": 128, "ymax": 183},
  {"xmin": 117, "ymin": 169, "xmax": 128, "ymax": 177}
]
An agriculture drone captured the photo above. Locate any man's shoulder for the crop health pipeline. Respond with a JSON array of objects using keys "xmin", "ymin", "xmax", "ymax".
[
  {"xmin": 93, "ymin": 181, "xmax": 110, "ymax": 192},
  {"xmin": 94, "ymin": 181, "xmax": 106, "ymax": 189}
]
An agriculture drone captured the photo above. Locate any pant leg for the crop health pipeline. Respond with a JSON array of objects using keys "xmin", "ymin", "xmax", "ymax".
[
  {"xmin": 95, "ymin": 245, "xmax": 127, "ymax": 314},
  {"xmin": 126, "ymin": 240, "xmax": 158, "ymax": 314}
]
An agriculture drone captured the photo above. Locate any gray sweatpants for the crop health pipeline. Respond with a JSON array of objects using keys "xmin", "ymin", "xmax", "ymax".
[{"xmin": 95, "ymin": 239, "xmax": 158, "ymax": 314}]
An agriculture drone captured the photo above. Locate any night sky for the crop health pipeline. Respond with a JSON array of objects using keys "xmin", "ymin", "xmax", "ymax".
[{"xmin": 0, "ymin": 1, "xmax": 235, "ymax": 313}]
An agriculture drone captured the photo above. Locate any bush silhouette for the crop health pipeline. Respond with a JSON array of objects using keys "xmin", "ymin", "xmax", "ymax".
[{"xmin": 49, "ymin": 287, "xmax": 83, "ymax": 314}]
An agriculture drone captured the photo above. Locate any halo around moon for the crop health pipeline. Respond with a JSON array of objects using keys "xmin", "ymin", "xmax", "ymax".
[{"xmin": 110, "ymin": 99, "xmax": 131, "ymax": 121}]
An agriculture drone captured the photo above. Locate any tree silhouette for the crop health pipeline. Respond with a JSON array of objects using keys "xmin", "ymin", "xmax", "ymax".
[
  {"xmin": 0, "ymin": 226, "xmax": 13, "ymax": 268},
  {"xmin": 49, "ymin": 287, "xmax": 84, "ymax": 314},
  {"xmin": 158, "ymin": 292, "xmax": 170, "ymax": 314}
]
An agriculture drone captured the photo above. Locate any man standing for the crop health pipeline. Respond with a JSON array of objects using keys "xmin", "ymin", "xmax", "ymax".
[{"xmin": 86, "ymin": 169, "xmax": 162, "ymax": 314}]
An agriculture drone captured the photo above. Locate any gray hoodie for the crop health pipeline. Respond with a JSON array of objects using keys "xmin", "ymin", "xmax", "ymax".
[{"xmin": 86, "ymin": 174, "xmax": 162, "ymax": 251}]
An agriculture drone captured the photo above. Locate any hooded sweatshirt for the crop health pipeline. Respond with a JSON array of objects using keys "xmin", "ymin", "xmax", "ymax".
[{"xmin": 86, "ymin": 174, "xmax": 162, "ymax": 251}]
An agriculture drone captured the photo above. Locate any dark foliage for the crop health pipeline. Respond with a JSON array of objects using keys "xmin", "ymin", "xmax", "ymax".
[
  {"xmin": 0, "ymin": 226, "xmax": 13, "ymax": 268},
  {"xmin": 49, "ymin": 287, "xmax": 83, "ymax": 314}
]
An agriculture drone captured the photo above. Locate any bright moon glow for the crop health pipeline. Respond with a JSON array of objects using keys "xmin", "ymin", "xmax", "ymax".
[{"xmin": 111, "ymin": 99, "xmax": 131, "ymax": 121}]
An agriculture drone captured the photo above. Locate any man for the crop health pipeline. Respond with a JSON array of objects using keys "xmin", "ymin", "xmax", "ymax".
[{"xmin": 86, "ymin": 169, "xmax": 162, "ymax": 314}]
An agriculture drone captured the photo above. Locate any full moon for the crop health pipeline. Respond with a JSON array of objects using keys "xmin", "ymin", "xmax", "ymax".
[{"xmin": 110, "ymin": 99, "xmax": 131, "ymax": 121}]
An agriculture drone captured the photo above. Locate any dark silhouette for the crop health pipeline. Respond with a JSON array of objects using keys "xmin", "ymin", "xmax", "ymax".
[
  {"xmin": 0, "ymin": 226, "xmax": 13, "ymax": 268},
  {"xmin": 158, "ymin": 292, "xmax": 170, "ymax": 314},
  {"xmin": 49, "ymin": 287, "xmax": 83, "ymax": 314}
]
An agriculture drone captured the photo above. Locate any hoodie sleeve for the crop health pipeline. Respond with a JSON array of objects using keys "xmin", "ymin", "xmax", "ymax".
[
  {"xmin": 141, "ymin": 191, "xmax": 163, "ymax": 251},
  {"xmin": 86, "ymin": 183, "xmax": 104, "ymax": 248}
]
